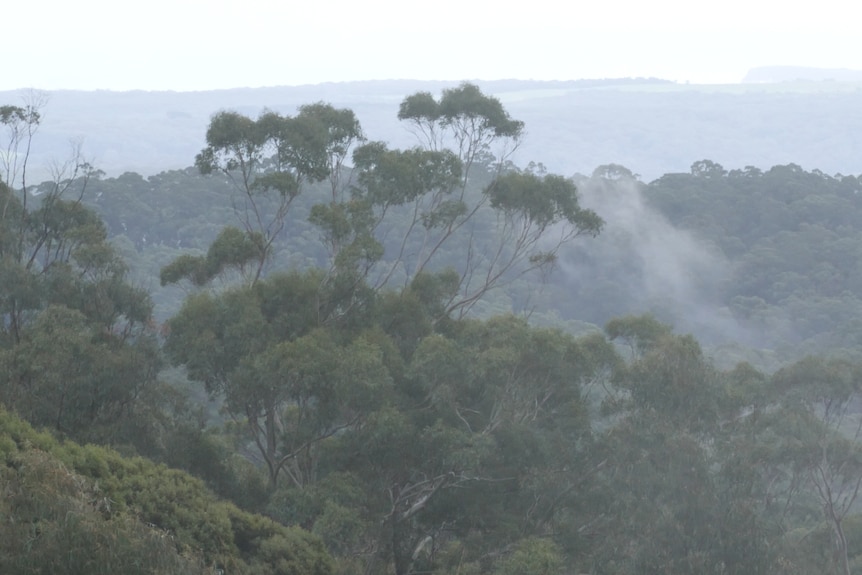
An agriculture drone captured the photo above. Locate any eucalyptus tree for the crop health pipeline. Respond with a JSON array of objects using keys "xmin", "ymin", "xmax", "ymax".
[
  {"xmin": 397, "ymin": 82, "xmax": 524, "ymax": 176},
  {"xmin": 756, "ymin": 356, "xmax": 862, "ymax": 575},
  {"xmin": 162, "ymin": 89, "xmax": 606, "ymax": 574},
  {"xmin": 163, "ymin": 268, "xmax": 391, "ymax": 489},
  {"xmin": 310, "ymin": 314, "xmax": 617, "ymax": 575},
  {"xmin": 0, "ymin": 98, "xmax": 158, "ymax": 446},
  {"xmin": 164, "ymin": 103, "xmax": 382, "ymax": 489},
  {"xmin": 591, "ymin": 318, "xmax": 780, "ymax": 574},
  {"xmin": 1, "ymin": 93, "xmax": 44, "ymax": 206},
  {"xmin": 310, "ymin": 83, "xmax": 602, "ymax": 319},
  {"xmin": 189, "ymin": 102, "xmax": 363, "ymax": 284}
]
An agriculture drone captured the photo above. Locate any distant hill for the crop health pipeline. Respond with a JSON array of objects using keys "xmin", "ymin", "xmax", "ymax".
[
  {"xmin": 2, "ymin": 77, "xmax": 862, "ymax": 183},
  {"xmin": 743, "ymin": 66, "xmax": 862, "ymax": 83}
]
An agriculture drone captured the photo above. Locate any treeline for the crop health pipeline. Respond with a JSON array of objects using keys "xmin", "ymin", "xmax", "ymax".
[
  {"xmin": 75, "ymin": 151, "xmax": 862, "ymax": 362},
  {"xmin": 3, "ymin": 85, "xmax": 862, "ymax": 574}
]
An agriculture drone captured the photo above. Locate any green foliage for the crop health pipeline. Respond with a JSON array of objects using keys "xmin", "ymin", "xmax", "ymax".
[
  {"xmin": 0, "ymin": 448, "xmax": 210, "ymax": 575},
  {"xmin": 488, "ymin": 171, "xmax": 602, "ymax": 232},
  {"xmin": 398, "ymin": 82, "xmax": 524, "ymax": 144},
  {"xmin": 189, "ymin": 103, "xmax": 365, "ymax": 283},
  {"xmin": 164, "ymin": 269, "xmax": 391, "ymax": 488},
  {"xmin": 605, "ymin": 313, "xmax": 674, "ymax": 357},
  {"xmin": 0, "ymin": 305, "xmax": 159, "ymax": 441},
  {"xmin": 619, "ymin": 333, "xmax": 722, "ymax": 432},
  {"xmin": 353, "ymin": 144, "xmax": 463, "ymax": 207},
  {"xmin": 301, "ymin": 315, "xmax": 608, "ymax": 575},
  {"xmin": 0, "ymin": 407, "xmax": 334, "ymax": 575},
  {"xmin": 160, "ymin": 252, "xmax": 211, "ymax": 286},
  {"xmin": 304, "ymin": 83, "xmax": 604, "ymax": 321},
  {"xmin": 160, "ymin": 226, "xmax": 264, "ymax": 286},
  {"xmin": 274, "ymin": 102, "xmax": 364, "ymax": 186},
  {"xmin": 771, "ymin": 355, "xmax": 862, "ymax": 411},
  {"xmin": 0, "ymin": 103, "xmax": 40, "ymax": 126},
  {"xmin": 197, "ymin": 110, "xmax": 263, "ymax": 172},
  {"xmin": 496, "ymin": 538, "xmax": 564, "ymax": 575},
  {"xmin": 0, "ymin": 111, "xmax": 160, "ymax": 450}
]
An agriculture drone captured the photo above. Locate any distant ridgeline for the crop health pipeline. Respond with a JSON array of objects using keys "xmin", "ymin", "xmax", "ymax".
[
  {"xmin": 743, "ymin": 65, "xmax": 862, "ymax": 82},
  {"xmin": 3, "ymin": 74, "xmax": 862, "ymax": 183}
]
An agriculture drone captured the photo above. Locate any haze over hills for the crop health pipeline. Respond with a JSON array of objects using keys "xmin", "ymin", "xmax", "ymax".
[
  {"xmin": 3, "ymin": 72, "xmax": 862, "ymax": 184},
  {"xmin": 743, "ymin": 65, "xmax": 862, "ymax": 83}
]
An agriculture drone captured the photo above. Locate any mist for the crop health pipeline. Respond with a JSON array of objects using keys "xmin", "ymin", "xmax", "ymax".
[{"xmin": 555, "ymin": 170, "xmax": 779, "ymax": 352}]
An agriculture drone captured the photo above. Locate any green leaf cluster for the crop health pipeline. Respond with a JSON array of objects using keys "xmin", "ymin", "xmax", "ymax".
[{"xmin": 0, "ymin": 406, "xmax": 333, "ymax": 575}]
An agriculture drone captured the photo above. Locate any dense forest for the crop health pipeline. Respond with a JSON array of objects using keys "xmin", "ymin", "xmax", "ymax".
[{"xmin": 3, "ymin": 83, "xmax": 862, "ymax": 574}]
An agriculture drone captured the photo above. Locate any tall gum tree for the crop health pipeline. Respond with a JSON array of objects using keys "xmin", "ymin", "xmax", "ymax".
[
  {"xmin": 590, "ymin": 318, "xmax": 757, "ymax": 574},
  {"xmin": 185, "ymin": 102, "xmax": 364, "ymax": 285},
  {"xmin": 162, "ymin": 88, "xmax": 606, "ymax": 574},
  {"xmin": 0, "ymin": 97, "xmax": 158, "ymax": 445},
  {"xmin": 310, "ymin": 82, "xmax": 603, "ymax": 319},
  {"xmin": 163, "ymin": 268, "xmax": 390, "ymax": 489},
  {"xmin": 756, "ymin": 356, "xmax": 862, "ymax": 575},
  {"xmin": 322, "ymin": 315, "xmax": 617, "ymax": 575},
  {"xmin": 164, "ymin": 103, "xmax": 379, "ymax": 490}
]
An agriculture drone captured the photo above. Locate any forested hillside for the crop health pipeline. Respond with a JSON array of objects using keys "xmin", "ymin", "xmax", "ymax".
[
  {"xmin": 3, "ymin": 84, "xmax": 862, "ymax": 574},
  {"xmin": 552, "ymin": 162, "xmax": 862, "ymax": 364},
  {"xmin": 72, "ymin": 155, "xmax": 862, "ymax": 365}
]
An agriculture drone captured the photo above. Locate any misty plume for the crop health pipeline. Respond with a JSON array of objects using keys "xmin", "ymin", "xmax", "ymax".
[{"xmin": 555, "ymin": 167, "xmax": 769, "ymax": 349}]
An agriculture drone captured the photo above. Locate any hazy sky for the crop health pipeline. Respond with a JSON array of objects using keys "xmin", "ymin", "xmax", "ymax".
[{"xmin": 7, "ymin": 0, "xmax": 859, "ymax": 91}]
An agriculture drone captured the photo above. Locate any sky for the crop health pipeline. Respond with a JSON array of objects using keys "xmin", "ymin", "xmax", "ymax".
[{"xmin": 6, "ymin": 0, "xmax": 860, "ymax": 91}]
